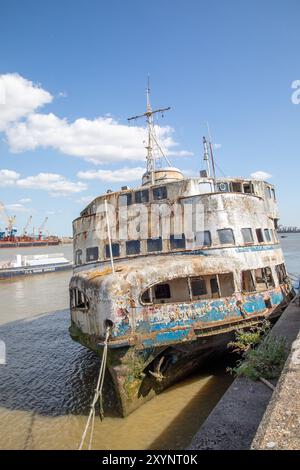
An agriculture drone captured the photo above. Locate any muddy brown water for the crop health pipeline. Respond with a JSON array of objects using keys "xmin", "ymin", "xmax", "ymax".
[{"xmin": 0, "ymin": 236, "xmax": 298, "ymax": 450}]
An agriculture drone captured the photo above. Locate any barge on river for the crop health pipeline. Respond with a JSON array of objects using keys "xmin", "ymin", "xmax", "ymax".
[
  {"xmin": 0, "ymin": 253, "xmax": 72, "ymax": 279},
  {"xmin": 0, "ymin": 237, "xmax": 60, "ymax": 249},
  {"xmin": 69, "ymin": 89, "xmax": 293, "ymax": 416}
]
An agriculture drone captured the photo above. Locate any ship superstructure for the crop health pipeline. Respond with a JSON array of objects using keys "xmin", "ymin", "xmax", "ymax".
[{"xmin": 69, "ymin": 88, "xmax": 293, "ymax": 416}]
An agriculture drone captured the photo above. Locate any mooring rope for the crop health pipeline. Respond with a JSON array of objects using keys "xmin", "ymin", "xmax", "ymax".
[{"xmin": 78, "ymin": 326, "xmax": 111, "ymax": 450}]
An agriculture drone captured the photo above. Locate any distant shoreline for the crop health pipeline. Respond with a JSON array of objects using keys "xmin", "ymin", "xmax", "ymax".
[{"xmin": 277, "ymin": 231, "xmax": 300, "ymax": 234}]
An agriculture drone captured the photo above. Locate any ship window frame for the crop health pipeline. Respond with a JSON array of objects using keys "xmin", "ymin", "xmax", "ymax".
[
  {"xmin": 265, "ymin": 267, "xmax": 275, "ymax": 288},
  {"xmin": 126, "ymin": 239, "xmax": 141, "ymax": 255},
  {"xmin": 105, "ymin": 243, "xmax": 120, "ymax": 258},
  {"xmin": 170, "ymin": 233, "xmax": 186, "ymax": 250},
  {"xmin": 275, "ymin": 263, "xmax": 287, "ymax": 284},
  {"xmin": 254, "ymin": 267, "xmax": 268, "ymax": 291},
  {"xmin": 266, "ymin": 186, "xmax": 272, "ymax": 199},
  {"xmin": 70, "ymin": 288, "xmax": 89, "ymax": 311},
  {"xmin": 231, "ymin": 182, "xmax": 242, "ymax": 192},
  {"xmin": 141, "ymin": 288, "xmax": 152, "ymax": 304},
  {"xmin": 243, "ymin": 182, "xmax": 253, "ymax": 194},
  {"xmin": 75, "ymin": 249, "xmax": 83, "ymax": 265},
  {"xmin": 242, "ymin": 270, "xmax": 256, "ymax": 293},
  {"xmin": 153, "ymin": 186, "xmax": 167, "ymax": 201},
  {"xmin": 210, "ymin": 276, "xmax": 220, "ymax": 298},
  {"xmin": 135, "ymin": 189, "xmax": 149, "ymax": 204},
  {"xmin": 195, "ymin": 230, "xmax": 212, "ymax": 247},
  {"xmin": 264, "ymin": 229, "xmax": 271, "ymax": 242},
  {"xmin": 218, "ymin": 228, "xmax": 235, "ymax": 245},
  {"xmin": 147, "ymin": 237, "xmax": 163, "ymax": 253},
  {"xmin": 241, "ymin": 227, "xmax": 254, "ymax": 244},
  {"xmin": 218, "ymin": 272, "xmax": 235, "ymax": 297},
  {"xmin": 189, "ymin": 276, "xmax": 207, "ymax": 298},
  {"xmin": 254, "ymin": 266, "xmax": 275, "ymax": 291},
  {"xmin": 256, "ymin": 228, "xmax": 264, "ymax": 243},
  {"xmin": 272, "ymin": 229, "xmax": 278, "ymax": 242},
  {"xmin": 86, "ymin": 246, "xmax": 99, "ymax": 262},
  {"xmin": 154, "ymin": 283, "xmax": 171, "ymax": 300},
  {"xmin": 119, "ymin": 193, "xmax": 133, "ymax": 206}
]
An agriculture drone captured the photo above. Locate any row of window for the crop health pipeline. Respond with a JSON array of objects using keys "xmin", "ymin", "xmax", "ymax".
[
  {"xmin": 71, "ymin": 263, "xmax": 287, "ymax": 310},
  {"xmin": 120, "ymin": 186, "xmax": 168, "ymax": 206},
  {"xmin": 141, "ymin": 274, "xmax": 223, "ymax": 305},
  {"xmin": 217, "ymin": 181, "xmax": 276, "ymax": 201},
  {"xmin": 75, "ymin": 226, "xmax": 277, "ymax": 264},
  {"xmin": 217, "ymin": 181, "xmax": 254, "ymax": 194},
  {"xmin": 141, "ymin": 263, "xmax": 287, "ymax": 305},
  {"xmin": 119, "ymin": 183, "xmax": 276, "ymax": 207}
]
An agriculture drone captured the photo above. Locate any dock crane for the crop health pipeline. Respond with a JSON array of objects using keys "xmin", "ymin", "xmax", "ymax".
[
  {"xmin": 38, "ymin": 217, "xmax": 48, "ymax": 240},
  {"xmin": 23, "ymin": 215, "xmax": 33, "ymax": 237},
  {"xmin": 0, "ymin": 202, "xmax": 17, "ymax": 240}
]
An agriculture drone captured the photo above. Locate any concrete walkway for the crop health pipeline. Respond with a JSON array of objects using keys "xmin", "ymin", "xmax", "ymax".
[
  {"xmin": 252, "ymin": 302, "xmax": 300, "ymax": 449},
  {"xmin": 189, "ymin": 298, "xmax": 300, "ymax": 450}
]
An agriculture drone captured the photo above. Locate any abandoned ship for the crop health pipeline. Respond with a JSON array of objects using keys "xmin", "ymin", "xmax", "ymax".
[{"xmin": 69, "ymin": 89, "xmax": 293, "ymax": 417}]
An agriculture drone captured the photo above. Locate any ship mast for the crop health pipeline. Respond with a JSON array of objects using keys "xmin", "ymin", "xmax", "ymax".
[
  {"xmin": 128, "ymin": 77, "xmax": 171, "ymax": 185},
  {"xmin": 202, "ymin": 136, "xmax": 211, "ymax": 177},
  {"xmin": 206, "ymin": 122, "xmax": 216, "ymax": 181}
]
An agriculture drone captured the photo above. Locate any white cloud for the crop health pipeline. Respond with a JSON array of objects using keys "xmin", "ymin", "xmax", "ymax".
[
  {"xmin": 16, "ymin": 172, "xmax": 87, "ymax": 197},
  {"xmin": 6, "ymin": 113, "xmax": 191, "ymax": 164},
  {"xmin": 250, "ymin": 171, "xmax": 272, "ymax": 180},
  {"xmin": 19, "ymin": 198, "xmax": 32, "ymax": 203},
  {"xmin": 0, "ymin": 169, "xmax": 20, "ymax": 186},
  {"xmin": 78, "ymin": 167, "xmax": 145, "ymax": 183},
  {"xmin": 45, "ymin": 210, "xmax": 63, "ymax": 215},
  {"xmin": 5, "ymin": 203, "xmax": 30, "ymax": 213},
  {"xmin": 0, "ymin": 168, "xmax": 87, "ymax": 196},
  {"xmin": 167, "ymin": 149, "xmax": 194, "ymax": 157},
  {"xmin": 0, "ymin": 74, "xmax": 52, "ymax": 131},
  {"xmin": 213, "ymin": 143, "xmax": 222, "ymax": 150},
  {"xmin": 0, "ymin": 73, "xmax": 192, "ymax": 167}
]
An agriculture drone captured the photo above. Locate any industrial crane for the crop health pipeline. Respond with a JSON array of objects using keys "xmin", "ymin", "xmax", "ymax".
[
  {"xmin": 0, "ymin": 201, "xmax": 17, "ymax": 240},
  {"xmin": 38, "ymin": 217, "xmax": 48, "ymax": 240},
  {"xmin": 23, "ymin": 215, "xmax": 33, "ymax": 237}
]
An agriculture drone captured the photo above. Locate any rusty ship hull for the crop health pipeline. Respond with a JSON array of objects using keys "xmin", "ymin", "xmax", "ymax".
[
  {"xmin": 69, "ymin": 244, "xmax": 294, "ymax": 416},
  {"xmin": 69, "ymin": 280, "xmax": 293, "ymax": 417}
]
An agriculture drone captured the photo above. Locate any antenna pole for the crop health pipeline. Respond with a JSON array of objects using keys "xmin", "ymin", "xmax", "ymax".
[
  {"xmin": 206, "ymin": 122, "xmax": 216, "ymax": 181},
  {"xmin": 202, "ymin": 137, "xmax": 211, "ymax": 177},
  {"xmin": 146, "ymin": 76, "xmax": 155, "ymax": 185},
  {"xmin": 128, "ymin": 77, "xmax": 171, "ymax": 185}
]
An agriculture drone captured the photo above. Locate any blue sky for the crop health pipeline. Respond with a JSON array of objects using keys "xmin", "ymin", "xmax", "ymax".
[{"xmin": 0, "ymin": 0, "xmax": 300, "ymax": 235}]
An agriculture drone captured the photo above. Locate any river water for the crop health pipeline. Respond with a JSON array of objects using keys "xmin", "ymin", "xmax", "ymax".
[{"xmin": 0, "ymin": 235, "xmax": 299, "ymax": 450}]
